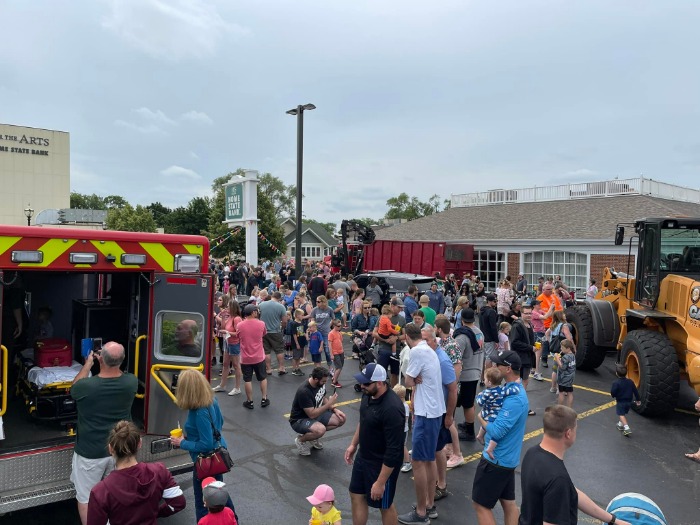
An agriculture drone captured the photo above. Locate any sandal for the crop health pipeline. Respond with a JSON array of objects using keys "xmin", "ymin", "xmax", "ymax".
[{"xmin": 685, "ymin": 453, "xmax": 700, "ymax": 463}]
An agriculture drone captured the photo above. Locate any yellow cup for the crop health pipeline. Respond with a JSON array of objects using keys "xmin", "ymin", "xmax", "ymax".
[
  {"xmin": 535, "ymin": 342, "xmax": 542, "ymax": 349},
  {"xmin": 170, "ymin": 428, "xmax": 183, "ymax": 438}
]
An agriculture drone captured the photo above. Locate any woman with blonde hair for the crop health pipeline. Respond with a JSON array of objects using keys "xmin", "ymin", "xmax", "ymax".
[
  {"xmin": 170, "ymin": 370, "xmax": 237, "ymax": 522},
  {"xmin": 453, "ymin": 295, "xmax": 470, "ymax": 328},
  {"xmin": 88, "ymin": 421, "xmax": 185, "ymax": 524}
]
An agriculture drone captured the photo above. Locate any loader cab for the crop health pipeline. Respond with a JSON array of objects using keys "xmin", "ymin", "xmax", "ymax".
[{"xmin": 634, "ymin": 218, "xmax": 700, "ymax": 307}]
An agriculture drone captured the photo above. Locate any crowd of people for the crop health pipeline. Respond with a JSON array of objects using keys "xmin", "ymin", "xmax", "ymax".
[{"xmin": 67, "ymin": 258, "xmax": 664, "ymax": 525}]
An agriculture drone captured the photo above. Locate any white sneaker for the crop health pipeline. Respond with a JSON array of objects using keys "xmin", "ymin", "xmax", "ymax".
[
  {"xmin": 312, "ymin": 439, "xmax": 324, "ymax": 450},
  {"xmin": 532, "ymin": 373, "xmax": 544, "ymax": 381},
  {"xmin": 401, "ymin": 462, "xmax": 413, "ymax": 472},
  {"xmin": 212, "ymin": 385, "xmax": 225, "ymax": 392},
  {"xmin": 295, "ymin": 437, "xmax": 311, "ymax": 456},
  {"xmin": 228, "ymin": 387, "xmax": 241, "ymax": 396}
]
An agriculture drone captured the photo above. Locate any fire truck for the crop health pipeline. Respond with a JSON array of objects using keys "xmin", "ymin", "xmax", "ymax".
[{"xmin": 0, "ymin": 225, "xmax": 214, "ymax": 513}]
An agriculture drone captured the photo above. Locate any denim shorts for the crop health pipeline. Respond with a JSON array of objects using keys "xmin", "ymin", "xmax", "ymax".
[
  {"xmin": 227, "ymin": 342, "xmax": 241, "ymax": 356},
  {"xmin": 411, "ymin": 415, "xmax": 441, "ymax": 461}
]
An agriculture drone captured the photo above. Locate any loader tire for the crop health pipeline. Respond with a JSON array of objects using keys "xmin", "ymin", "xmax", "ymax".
[{"xmin": 565, "ymin": 304, "xmax": 608, "ymax": 370}]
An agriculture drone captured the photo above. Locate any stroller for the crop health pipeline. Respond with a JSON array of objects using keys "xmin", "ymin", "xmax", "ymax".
[{"xmin": 353, "ymin": 333, "xmax": 377, "ymax": 392}]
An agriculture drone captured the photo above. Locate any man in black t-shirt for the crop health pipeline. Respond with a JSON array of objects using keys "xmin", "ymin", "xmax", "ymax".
[
  {"xmin": 345, "ymin": 363, "xmax": 405, "ymax": 524},
  {"xmin": 289, "ymin": 367, "xmax": 346, "ymax": 455},
  {"xmin": 519, "ymin": 405, "xmax": 631, "ymax": 525}
]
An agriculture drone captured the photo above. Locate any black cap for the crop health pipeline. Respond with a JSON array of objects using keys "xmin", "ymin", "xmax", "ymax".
[
  {"xmin": 486, "ymin": 293, "xmax": 497, "ymax": 302},
  {"xmin": 460, "ymin": 308, "xmax": 475, "ymax": 323},
  {"xmin": 491, "ymin": 350, "xmax": 522, "ymax": 370},
  {"xmin": 244, "ymin": 303, "xmax": 259, "ymax": 316}
]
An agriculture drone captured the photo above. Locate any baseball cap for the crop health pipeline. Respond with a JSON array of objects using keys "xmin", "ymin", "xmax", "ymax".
[
  {"xmin": 390, "ymin": 297, "xmax": 404, "ymax": 307},
  {"xmin": 460, "ymin": 308, "xmax": 475, "ymax": 323},
  {"xmin": 307, "ymin": 484, "xmax": 335, "ymax": 506},
  {"xmin": 486, "ymin": 293, "xmax": 497, "ymax": 302},
  {"xmin": 201, "ymin": 477, "xmax": 229, "ymax": 508},
  {"xmin": 491, "ymin": 350, "xmax": 522, "ymax": 370},
  {"xmin": 354, "ymin": 363, "xmax": 387, "ymax": 385},
  {"xmin": 243, "ymin": 303, "xmax": 259, "ymax": 316}
]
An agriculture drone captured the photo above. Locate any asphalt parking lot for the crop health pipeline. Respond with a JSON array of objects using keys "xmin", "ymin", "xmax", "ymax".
[{"xmin": 3, "ymin": 338, "xmax": 700, "ymax": 524}]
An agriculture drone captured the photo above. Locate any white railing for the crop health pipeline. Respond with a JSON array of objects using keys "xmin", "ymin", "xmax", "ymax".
[{"xmin": 450, "ymin": 177, "xmax": 700, "ymax": 208}]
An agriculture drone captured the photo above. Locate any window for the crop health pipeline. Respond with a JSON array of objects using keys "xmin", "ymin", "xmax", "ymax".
[
  {"xmin": 155, "ymin": 311, "xmax": 205, "ymax": 361},
  {"xmin": 523, "ymin": 251, "xmax": 588, "ymax": 293},
  {"xmin": 291, "ymin": 247, "xmax": 296, "ymax": 257},
  {"xmin": 473, "ymin": 250, "xmax": 505, "ymax": 291}
]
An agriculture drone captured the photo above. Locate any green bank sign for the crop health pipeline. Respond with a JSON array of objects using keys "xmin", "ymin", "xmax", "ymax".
[{"xmin": 225, "ymin": 184, "xmax": 243, "ymax": 221}]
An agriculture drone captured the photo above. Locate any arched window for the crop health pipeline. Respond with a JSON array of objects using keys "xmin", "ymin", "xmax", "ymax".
[{"xmin": 522, "ymin": 251, "xmax": 587, "ymax": 293}]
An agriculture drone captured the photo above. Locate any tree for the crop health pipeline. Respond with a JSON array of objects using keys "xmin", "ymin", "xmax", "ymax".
[
  {"xmin": 103, "ymin": 195, "xmax": 129, "ymax": 209},
  {"xmin": 106, "ymin": 204, "xmax": 157, "ymax": 232},
  {"xmin": 304, "ymin": 219, "xmax": 337, "ymax": 236},
  {"xmin": 167, "ymin": 197, "xmax": 211, "ymax": 235},
  {"xmin": 146, "ymin": 202, "xmax": 172, "ymax": 229},
  {"xmin": 384, "ymin": 193, "xmax": 449, "ymax": 220},
  {"xmin": 258, "ymin": 172, "xmax": 296, "ymax": 217},
  {"xmin": 70, "ymin": 192, "xmax": 107, "ymax": 209}
]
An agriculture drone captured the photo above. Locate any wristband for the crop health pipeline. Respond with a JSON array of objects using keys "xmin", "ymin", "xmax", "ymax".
[{"xmin": 608, "ymin": 514, "xmax": 616, "ymax": 525}]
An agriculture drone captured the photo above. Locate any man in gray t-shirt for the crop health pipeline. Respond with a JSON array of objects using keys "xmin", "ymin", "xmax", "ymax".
[
  {"xmin": 453, "ymin": 308, "xmax": 484, "ymax": 442},
  {"xmin": 259, "ymin": 292, "xmax": 289, "ymax": 375}
]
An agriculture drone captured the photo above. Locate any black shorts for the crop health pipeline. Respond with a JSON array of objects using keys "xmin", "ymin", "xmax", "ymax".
[
  {"xmin": 616, "ymin": 401, "xmax": 631, "ymax": 415},
  {"xmin": 333, "ymin": 354, "xmax": 345, "ymax": 370},
  {"xmin": 558, "ymin": 385, "xmax": 574, "ymax": 393},
  {"xmin": 290, "ymin": 411, "xmax": 333, "ymax": 434},
  {"xmin": 241, "ymin": 361, "xmax": 267, "ymax": 382},
  {"xmin": 457, "ymin": 380, "xmax": 478, "ymax": 409},
  {"xmin": 471, "ymin": 458, "xmax": 516, "ymax": 509},
  {"xmin": 519, "ymin": 367, "xmax": 531, "ymax": 380},
  {"xmin": 292, "ymin": 345, "xmax": 305, "ymax": 360},
  {"xmin": 376, "ymin": 349, "xmax": 400, "ymax": 376},
  {"xmin": 349, "ymin": 455, "xmax": 400, "ymax": 509}
]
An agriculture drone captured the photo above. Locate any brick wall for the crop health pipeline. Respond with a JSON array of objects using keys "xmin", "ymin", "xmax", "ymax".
[
  {"xmin": 507, "ymin": 253, "xmax": 520, "ymax": 279},
  {"xmin": 590, "ymin": 254, "xmax": 636, "ymax": 283}
]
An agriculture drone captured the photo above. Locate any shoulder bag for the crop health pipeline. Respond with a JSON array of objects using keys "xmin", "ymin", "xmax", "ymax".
[{"xmin": 194, "ymin": 407, "xmax": 234, "ymax": 480}]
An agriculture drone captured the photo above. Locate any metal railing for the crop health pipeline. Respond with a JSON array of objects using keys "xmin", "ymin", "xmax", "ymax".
[{"xmin": 450, "ymin": 177, "xmax": 700, "ymax": 208}]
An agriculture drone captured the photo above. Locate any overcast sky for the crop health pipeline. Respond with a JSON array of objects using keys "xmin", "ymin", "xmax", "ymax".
[{"xmin": 3, "ymin": 1, "xmax": 700, "ymax": 225}]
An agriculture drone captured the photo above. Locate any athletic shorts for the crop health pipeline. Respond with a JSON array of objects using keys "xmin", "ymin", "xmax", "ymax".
[
  {"xmin": 263, "ymin": 332, "xmax": 285, "ymax": 355},
  {"xmin": 558, "ymin": 384, "xmax": 574, "ymax": 393},
  {"xmin": 519, "ymin": 366, "xmax": 531, "ymax": 380},
  {"xmin": 436, "ymin": 414, "xmax": 452, "ymax": 451},
  {"xmin": 377, "ymin": 349, "xmax": 400, "ymax": 376},
  {"xmin": 70, "ymin": 453, "xmax": 115, "ymax": 504},
  {"xmin": 349, "ymin": 455, "xmax": 401, "ymax": 509},
  {"xmin": 333, "ymin": 354, "xmax": 345, "ymax": 370},
  {"xmin": 226, "ymin": 342, "xmax": 241, "ymax": 356},
  {"xmin": 293, "ymin": 345, "xmax": 305, "ymax": 360},
  {"xmin": 483, "ymin": 341, "xmax": 497, "ymax": 361},
  {"xmin": 411, "ymin": 415, "xmax": 441, "ymax": 461},
  {"xmin": 616, "ymin": 401, "xmax": 631, "ymax": 415},
  {"xmin": 311, "ymin": 352, "xmax": 322, "ymax": 364},
  {"xmin": 290, "ymin": 411, "xmax": 332, "ymax": 434},
  {"xmin": 241, "ymin": 361, "xmax": 267, "ymax": 382},
  {"xmin": 457, "ymin": 380, "xmax": 478, "ymax": 409},
  {"xmin": 471, "ymin": 458, "xmax": 516, "ymax": 509}
]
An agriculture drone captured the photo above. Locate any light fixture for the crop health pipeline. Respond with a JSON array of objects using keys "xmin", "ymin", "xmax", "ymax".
[
  {"xmin": 23, "ymin": 204, "xmax": 34, "ymax": 226},
  {"xmin": 174, "ymin": 254, "xmax": 201, "ymax": 273},
  {"xmin": 11, "ymin": 250, "xmax": 43, "ymax": 263},
  {"xmin": 69, "ymin": 253, "xmax": 98, "ymax": 264},
  {"xmin": 121, "ymin": 254, "xmax": 147, "ymax": 265}
]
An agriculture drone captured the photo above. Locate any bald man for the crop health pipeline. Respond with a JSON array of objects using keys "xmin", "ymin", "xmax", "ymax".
[
  {"xmin": 175, "ymin": 319, "xmax": 200, "ymax": 357},
  {"xmin": 70, "ymin": 341, "xmax": 138, "ymax": 524}
]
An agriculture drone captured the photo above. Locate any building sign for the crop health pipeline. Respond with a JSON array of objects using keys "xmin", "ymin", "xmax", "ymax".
[
  {"xmin": 225, "ymin": 183, "xmax": 243, "ymax": 221},
  {"xmin": 0, "ymin": 133, "xmax": 51, "ymax": 156}
]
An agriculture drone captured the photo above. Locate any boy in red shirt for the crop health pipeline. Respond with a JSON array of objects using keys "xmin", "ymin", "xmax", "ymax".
[
  {"xmin": 328, "ymin": 320, "xmax": 345, "ymax": 388},
  {"xmin": 198, "ymin": 478, "xmax": 237, "ymax": 525}
]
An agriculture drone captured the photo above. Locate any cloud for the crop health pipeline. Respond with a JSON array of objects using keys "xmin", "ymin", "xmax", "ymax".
[
  {"xmin": 101, "ymin": 0, "xmax": 249, "ymax": 60},
  {"xmin": 134, "ymin": 107, "xmax": 177, "ymax": 126},
  {"xmin": 114, "ymin": 107, "xmax": 177, "ymax": 134},
  {"xmin": 114, "ymin": 119, "xmax": 165, "ymax": 134},
  {"xmin": 181, "ymin": 110, "xmax": 213, "ymax": 125},
  {"xmin": 160, "ymin": 165, "xmax": 201, "ymax": 179}
]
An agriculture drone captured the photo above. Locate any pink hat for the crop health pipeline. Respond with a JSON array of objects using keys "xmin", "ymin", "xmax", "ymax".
[{"xmin": 306, "ymin": 484, "xmax": 335, "ymax": 505}]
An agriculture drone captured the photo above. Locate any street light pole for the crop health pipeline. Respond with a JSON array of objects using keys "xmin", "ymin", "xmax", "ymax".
[
  {"xmin": 286, "ymin": 103, "xmax": 316, "ymax": 278},
  {"xmin": 24, "ymin": 204, "xmax": 34, "ymax": 226}
]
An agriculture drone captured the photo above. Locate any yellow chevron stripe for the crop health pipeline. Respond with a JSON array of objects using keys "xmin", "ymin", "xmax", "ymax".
[
  {"xmin": 0, "ymin": 237, "xmax": 21, "ymax": 257},
  {"xmin": 183, "ymin": 243, "xmax": 204, "ymax": 256},
  {"xmin": 91, "ymin": 240, "xmax": 127, "ymax": 268},
  {"xmin": 140, "ymin": 242, "xmax": 174, "ymax": 272},
  {"xmin": 19, "ymin": 238, "xmax": 77, "ymax": 267}
]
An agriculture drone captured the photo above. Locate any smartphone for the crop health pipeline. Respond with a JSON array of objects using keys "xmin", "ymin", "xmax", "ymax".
[{"xmin": 333, "ymin": 385, "xmax": 337, "ymax": 395}]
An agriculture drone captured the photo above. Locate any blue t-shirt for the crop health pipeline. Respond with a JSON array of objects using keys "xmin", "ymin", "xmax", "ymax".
[
  {"xmin": 283, "ymin": 291, "xmax": 298, "ymax": 308},
  {"xmin": 483, "ymin": 381, "xmax": 528, "ymax": 468},
  {"xmin": 404, "ymin": 296, "xmax": 419, "ymax": 323},
  {"xmin": 436, "ymin": 347, "xmax": 456, "ymax": 403},
  {"xmin": 308, "ymin": 331, "xmax": 323, "ymax": 354}
]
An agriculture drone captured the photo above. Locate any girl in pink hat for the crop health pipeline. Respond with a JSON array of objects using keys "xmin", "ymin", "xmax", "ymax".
[{"xmin": 307, "ymin": 484, "xmax": 342, "ymax": 525}]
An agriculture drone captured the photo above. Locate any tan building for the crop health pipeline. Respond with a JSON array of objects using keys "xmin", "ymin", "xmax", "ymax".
[
  {"xmin": 0, "ymin": 123, "xmax": 70, "ymax": 226},
  {"xmin": 374, "ymin": 177, "xmax": 700, "ymax": 297}
]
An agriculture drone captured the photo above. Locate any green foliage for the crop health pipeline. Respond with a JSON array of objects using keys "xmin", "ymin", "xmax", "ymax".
[
  {"xmin": 259, "ymin": 172, "xmax": 296, "ymax": 217},
  {"xmin": 167, "ymin": 197, "xmax": 211, "ymax": 235},
  {"xmin": 304, "ymin": 219, "xmax": 337, "ymax": 235},
  {"xmin": 384, "ymin": 193, "xmax": 448, "ymax": 220},
  {"xmin": 106, "ymin": 204, "xmax": 157, "ymax": 232},
  {"xmin": 146, "ymin": 202, "xmax": 172, "ymax": 229},
  {"xmin": 70, "ymin": 192, "xmax": 107, "ymax": 210}
]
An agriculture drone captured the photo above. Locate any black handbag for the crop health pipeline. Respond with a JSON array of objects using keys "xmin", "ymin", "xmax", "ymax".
[{"xmin": 194, "ymin": 407, "xmax": 234, "ymax": 480}]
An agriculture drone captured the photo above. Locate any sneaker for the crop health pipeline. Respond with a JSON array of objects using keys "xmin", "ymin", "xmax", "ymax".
[
  {"xmin": 412, "ymin": 505, "xmax": 438, "ymax": 519},
  {"xmin": 332, "ymin": 382, "xmax": 342, "ymax": 388},
  {"xmin": 228, "ymin": 387, "xmax": 241, "ymax": 396},
  {"xmin": 291, "ymin": 369, "xmax": 304, "ymax": 376},
  {"xmin": 401, "ymin": 462, "xmax": 413, "ymax": 472},
  {"xmin": 398, "ymin": 509, "xmax": 430, "ymax": 524},
  {"xmin": 616, "ymin": 422, "xmax": 624, "ymax": 431},
  {"xmin": 278, "ymin": 370, "xmax": 287, "ymax": 376},
  {"xmin": 533, "ymin": 373, "xmax": 544, "ymax": 381},
  {"xmin": 261, "ymin": 398, "xmax": 270, "ymax": 408},
  {"xmin": 528, "ymin": 409, "xmax": 536, "ymax": 416},
  {"xmin": 550, "ymin": 386, "xmax": 557, "ymax": 393},
  {"xmin": 212, "ymin": 385, "xmax": 225, "ymax": 392},
  {"xmin": 457, "ymin": 422, "xmax": 467, "ymax": 431},
  {"xmin": 434, "ymin": 486, "xmax": 448, "ymax": 500},
  {"xmin": 446, "ymin": 455, "xmax": 465, "ymax": 469},
  {"xmin": 242, "ymin": 399, "xmax": 254, "ymax": 409},
  {"xmin": 312, "ymin": 439, "xmax": 324, "ymax": 450},
  {"xmin": 218, "ymin": 369, "xmax": 223, "ymax": 376},
  {"xmin": 623, "ymin": 427, "xmax": 632, "ymax": 436},
  {"xmin": 295, "ymin": 437, "xmax": 311, "ymax": 456},
  {"xmin": 458, "ymin": 430, "xmax": 475, "ymax": 442}
]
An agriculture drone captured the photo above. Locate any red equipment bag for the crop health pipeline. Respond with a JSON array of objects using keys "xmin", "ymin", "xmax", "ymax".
[{"xmin": 34, "ymin": 338, "xmax": 73, "ymax": 368}]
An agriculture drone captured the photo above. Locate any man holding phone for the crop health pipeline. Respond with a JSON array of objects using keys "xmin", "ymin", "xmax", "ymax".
[{"xmin": 289, "ymin": 366, "xmax": 347, "ymax": 456}]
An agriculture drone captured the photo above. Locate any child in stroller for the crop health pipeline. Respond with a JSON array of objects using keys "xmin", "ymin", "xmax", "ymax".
[{"xmin": 352, "ymin": 332, "xmax": 376, "ymax": 392}]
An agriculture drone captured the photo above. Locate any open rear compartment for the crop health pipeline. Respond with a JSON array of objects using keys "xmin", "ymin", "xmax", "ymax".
[{"xmin": 0, "ymin": 270, "xmax": 149, "ymax": 453}]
